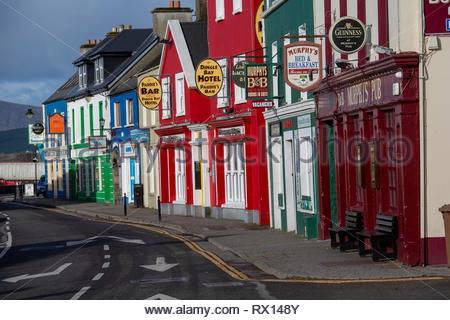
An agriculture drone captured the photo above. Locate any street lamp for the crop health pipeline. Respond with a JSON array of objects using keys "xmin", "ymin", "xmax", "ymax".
[
  {"xmin": 100, "ymin": 117, "xmax": 106, "ymax": 130},
  {"xmin": 26, "ymin": 107, "xmax": 34, "ymax": 119},
  {"xmin": 32, "ymin": 153, "xmax": 38, "ymax": 196}
]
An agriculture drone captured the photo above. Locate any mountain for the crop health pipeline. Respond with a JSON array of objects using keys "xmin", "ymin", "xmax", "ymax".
[
  {"xmin": 0, "ymin": 100, "xmax": 42, "ymax": 131},
  {"xmin": 0, "ymin": 127, "xmax": 35, "ymax": 153}
]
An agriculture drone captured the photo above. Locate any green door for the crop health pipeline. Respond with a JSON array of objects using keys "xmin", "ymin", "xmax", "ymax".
[{"xmin": 327, "ymin": 123, "xmax": 338, "ymax": 227}]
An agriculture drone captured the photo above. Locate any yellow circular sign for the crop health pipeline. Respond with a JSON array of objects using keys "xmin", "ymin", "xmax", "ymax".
[
  {"xmin": 255, "ymin": 1, "xmax": 264, "ymax": 48},
  {"xmin": 195, "ymin": 59, "xmax": 223, "ymax": 97},
  {"xmin": 138, "ymin": 76, "xmax": 162, "ymax": 109}
]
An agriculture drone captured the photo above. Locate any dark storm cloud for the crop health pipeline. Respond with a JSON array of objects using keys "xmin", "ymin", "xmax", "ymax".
[{"xmin": 0, "ymin": 0, "xmax": 196, "ymax": 105}]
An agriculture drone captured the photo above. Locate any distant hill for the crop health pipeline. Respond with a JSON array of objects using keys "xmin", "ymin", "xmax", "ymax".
[
  {"xmin": 0, "ymin": 127, "xmax": 35, "ymax": 153},
  {"xmin": 0, "ymin": 100, "xmax": 42, "ymax": 131}
]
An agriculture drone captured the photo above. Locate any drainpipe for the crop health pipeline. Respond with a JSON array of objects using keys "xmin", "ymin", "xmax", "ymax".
[{"xmin": 419, "ymin": 1, "xmax": 427, "ymax": 266}]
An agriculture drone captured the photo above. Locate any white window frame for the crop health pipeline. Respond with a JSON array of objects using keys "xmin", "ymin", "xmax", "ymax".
[
  {"xmin": 82, "ymin": 64, "xmax": 87, "ymax": 88},
  {"xmin": 216, "ymin": 0, "xmax": 225, "ymax": 21},
  {"xmin": 283, "ymin": 34, "xmax": 292, "ymax": 105},
  {"xmin": 298, "ymin": 24, "xmax": 308, "ymax": 101},
  {"xmin": 175, "ymin": 147, "xmax": 186, "ymax": 202},
  {"xmin": 95, "ymin": 58, "xmax": 104, "ymax": 84},
  {"xmin": 217, "ymin": 59, "xmax": 229, "ymax": 108},
  {"xmin": 233, "ymin": 56, "xmax": 246, "ymax": 105},
  {"xmin": 233, "ymin": 0, "xmax": 242, "ymax": 15},
  {"xmin": 271, "ymin": 41, "xmax": 279, "ymax": 108},
  {"xmin": 114, "ymin": 102, "xmax": 121, "ymax": 127},
  {"xmin": 175, "ymin": 72, "xmax": 185, "ymax": 116},
  {"xmin": 126, "ymin": 99, "xmax": 133, "ymax": 125},
  {"xmin": 161, "ymin": 77, "xmax": 171, "ymax": 119},
  {"xmin": 78, "ymin": 64, "xmax": 87, "ymax": 88},
  {"xmin": 224, "ymin": 142, "xmax": 246, "ymax": 207},
  {"xmin": 296, "ymin": 129, "xmax": 315, "ymax": 213}
]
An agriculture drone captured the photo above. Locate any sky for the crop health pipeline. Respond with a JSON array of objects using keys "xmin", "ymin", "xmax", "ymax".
[{"xmin": 0, "ymin": 0, "xmax": 197, "ymax": 106}]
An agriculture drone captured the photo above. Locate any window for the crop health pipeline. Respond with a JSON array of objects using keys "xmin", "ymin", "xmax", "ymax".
[
  {"xmin": 233, "ymin": 57, "xmax": 246, "ymax": 104},
  {"xmin": 296, "ymin": 130, "xmax": 314, "ymax": 212},
  {"xmin": 175, "ymin": 73, "xmax": 185, "ymax": 116},
  {"xmin": 217, "ymin": 59, "xmax": 229, "ymax": 108},
  {"xmin": 298, "ymin": 24, "xmax": 308, "ymax": 101},
  {"xmin": 161, "ymin": 77, "xmax": 171, "ymax": 119},
  {"xmin": 175, "ymin": 147, "xmax": 186, "ymax": 201},
  {"xmin": 126, "ymin": 99, "xmax": 133, "ymax": 125},
  {"xmin": 385, "ymin": 111, "xmax": 397, "ymax": 209},
  {"xmin": 233, "ymin": 0, "xmax": 242, "ymax": 14},
  {"xmin": 216, "ymin": 0, "xmax": 225, "ymax": 21},
  {"xmin": 271, "ymin": 41, "xmax": 279, "ymax": 108},
  {"xmin": 95, "ymin": 58, "xmax": 104, "ymax": 84},
  {"xmin": 114, "ymin": 102, "xmax": 121, "ymax": 127},
  {"xmin": 224, "ymin": 143, "xmax": 246, "ymax": 206},
  {"xmin": 78, "ymin": 64, "xmax": 87, "ymax": 88},
  {"xmin": 284, "ymin": 34, "xmax": 292, "ymax": 105}
]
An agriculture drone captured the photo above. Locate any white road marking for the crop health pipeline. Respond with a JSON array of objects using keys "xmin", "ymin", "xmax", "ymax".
[
  {"xmin": 103, "ymin": 245, "xmax": 109, "ymax": 251},
  {"xmin": 202, "ymin": 282, "xmax": 244, "ymax": 288},
  {"xmin": 104, "ymin": 255, "xmax": 110, "ymax": 259},
  {"xmin": 146, "ymin": 293, "xmax": 178, "ymax": 300},
  {"xmin": 140, "ymin": 257, "xmax": 179, "ymax": 272},
  {"xmin": 92, "ymin": 273, "xmax": 104, "ymax": 281},
  {"xmin": 2, "ymin": 263, "xmax": 72, "ymax": 283},
  {"xmin": 66, "ymin": 236, "xmax": 145, "ymax": 247},
  {"xmin": 102, "ymin": 262, "xmax": 110, "ymax": 269},
  {"xmin": 71, "ymin": 286, "xmax": 91, "ymax": 300}
]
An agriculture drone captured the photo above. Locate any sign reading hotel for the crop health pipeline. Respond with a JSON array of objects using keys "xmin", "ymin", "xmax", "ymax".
[
  {"xmin": 284, "ymin": 41, "xmax": 323, "ymax": 92},
  {"xmin": 245, "ymin": 64, "xmax": 269, "ymax": 100},
  {"xmin": 138, "ymin": 76, "xmax": 162, "ymax": 109},
  {"xmin": 424, "ymin": 1, "xmax": 450, "ymax": 34},
  {"xmin": 329, "ymin": 16, "xmax": 366, "ymax": 54},
  {"xmin": 195, "ymin": 59, "xmax": 223, "ymax": 97},
  {"xmin": 48, "ymin": 114, "xmax": 65, "ymax": 134}
]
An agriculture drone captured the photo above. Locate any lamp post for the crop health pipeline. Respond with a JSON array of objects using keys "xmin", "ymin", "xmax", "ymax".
[
  {"xmin": 32, "ymin": 152, "xmax": 38, "ymax": 196},
  {"xmin": 26, "ymin": 107, "xmax": 34, "ymax": 119}
]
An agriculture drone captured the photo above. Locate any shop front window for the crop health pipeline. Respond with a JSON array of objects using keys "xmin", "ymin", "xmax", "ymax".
[
  {"xmin": 224, "ymin": 142, "xmax": 245, "ymax": 206},
  {"xmin": 295, "ymin": 130, "xmax": 314, "ymax": 213}
]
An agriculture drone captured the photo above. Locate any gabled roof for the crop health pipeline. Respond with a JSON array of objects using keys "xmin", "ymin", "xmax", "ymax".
[
  {"xmin": 160, "ymin": 20, "xmax": 209, "ymax": 89},
  {"xmin": 43, "ymin": 72, "xmax": 79, "ymax": 104}
]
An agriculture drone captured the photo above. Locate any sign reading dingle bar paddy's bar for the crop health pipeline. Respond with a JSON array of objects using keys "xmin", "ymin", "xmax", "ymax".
[
  {"xmin": 138, "ymin": 76, "xmax": 162, "ymax": 109},
  {"xmin": 195, "ymin": 59, "xmax": 223, "ymax": 97},
  {"xmin": 329, "ymin": 16, "xmax": 366, "ymax": 54},
  {"xmin": 284, "ymin": 41, "xmax": 322, "ymax": 92},
  {"xmin": 245, "ymin": 64, "xmax": 269, "ymax": 100}
]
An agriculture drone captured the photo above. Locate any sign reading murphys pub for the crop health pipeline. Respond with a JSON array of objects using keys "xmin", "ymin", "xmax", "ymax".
[
  {"xmin": 284, "ymin": 41, "xmax": 323, "ymax": 92},
  {"xmin": 138, "ymin": 76, "xmax": 162, "ymax": 109},
  {"xmin": 329, "ymin": 16, "xmax": 366, "ymax": 54},
  {"xmin": 195, "ymin": 59, "xmax": 223, "ymax": 97}
]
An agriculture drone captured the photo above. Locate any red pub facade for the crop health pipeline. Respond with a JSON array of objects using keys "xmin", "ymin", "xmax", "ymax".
[{"xmin": 313, "ymin": 53, "xmax": 421, "ymax": 265}]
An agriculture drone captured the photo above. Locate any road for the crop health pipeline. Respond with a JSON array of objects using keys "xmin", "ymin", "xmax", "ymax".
[{"xmin": 1, "ymin": 201, "xmax": 449, "ymax": 300}]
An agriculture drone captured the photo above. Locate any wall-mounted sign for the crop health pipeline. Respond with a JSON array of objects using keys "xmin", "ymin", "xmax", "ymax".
[
  {"xmin": 246, "ymin": 64, "xmax": 269, "ymax": 100},
  {"xmin": 88, "ymin": 136, "xmax": 107, "ymax": 149},
  {"xmin": 48, "ymin": 114, "xmax": 65, "ymax": 134},
  {"xmin": 130, "ymin": 128, "xmax": 150, "ymax": 143},
  {"xmin": 138, "ymin": 76, "xmax": 162, "ymax": 109},
  {"xmin": 329, "ymin": 16, "xmax": 366, "ymax": 54},
  {"xmin": 252, "ymin": 100, "xmax": 274, "ymax": 108},
  {"xmin": 218, "ymin": 126, "xmax": 245, "ymax": 137},
  {"xmin": 424, "ymin": 1, "xmax": 450, "ymax": 35},
  {"xmin": 28, "ymin": 124, "xmax": 44, "ymax": 145},
  {"xmin": 284, "ymin": 41, "xmax": 323, "ymax": 92},
  {"xmin": 231, "ymin": 61, "xmax": 249, "ymax": 88},
  {"xmin": 255, "ymin": 1, "xmax": 264, "ymax": 48},
  {"xmin": 161, "ymin": 134, "xmax": 185, "ymax": 144},
  {"xmin": 32, "ymin": 122, "xmax": 45, "ymax": 135},
  {"xmin": 195, "ymin": 59, "xmax": 223, "ymax": 97},
  {"xmin": 270, "ymin": 122, "xmax": 281, "ymax": 137}
]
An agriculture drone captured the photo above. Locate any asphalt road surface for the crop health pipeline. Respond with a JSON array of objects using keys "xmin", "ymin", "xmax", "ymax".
[{"xmin": 1, "ymin": 201, "xmax": 449, "ymax": 300}]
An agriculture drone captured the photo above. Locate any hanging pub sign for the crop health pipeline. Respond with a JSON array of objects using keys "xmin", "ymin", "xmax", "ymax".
[
  {"xmin": 329, "ymin": 16, "xmax": 366, "ymax": 54},
  {"xmin": 195, "ymin": 58, "xmax": 223, "ymax": 97},
  {"xmin": 138, "ymin": 76, "xmax": 162, "ymax": 109},
  {"xmin": 255, "ymin": 0, "xmax": 264, "ymax": 48},
  {"xmin": 28, "ymin": 123, "xmax": 44, "ymax": 145},
  {"xmin": 424, "ymin": 1, "xmax": 450, "ymax": 35},
  {"xmin": 284, "ymin": 41, "xmax": 323, "ymax": 92},
  {"xmin": 31, "ymin": 122, "xmax": 45, "ymax": 135},
  {"xmin": 245, "ymin": 64, "xmax": 269, "ymax": 100},
  {"xmin": 231, "ymin": 60, "xmax": 249, "ymax": 88},
  {"xmin": 48, "ymin": 113, "xmax": 65, "ymax": 134}
]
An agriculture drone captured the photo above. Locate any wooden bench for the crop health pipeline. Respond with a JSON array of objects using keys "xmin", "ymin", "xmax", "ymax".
[
  {"xmin": 329, "ymin": 211, "xmax": 363, "ymax": 252},
  {"xmin": 356, "ymin": 214, "xmax": 398, "ymax": 262}
]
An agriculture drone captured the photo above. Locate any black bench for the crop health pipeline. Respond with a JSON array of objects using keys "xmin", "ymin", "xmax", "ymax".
[
  {"xmin": 356, "ymin": 214, "xmax": 398, "ymax": 262},
  {"xmin": 329, "ymin": 211, "xmax": 363, "ymax": 252}
]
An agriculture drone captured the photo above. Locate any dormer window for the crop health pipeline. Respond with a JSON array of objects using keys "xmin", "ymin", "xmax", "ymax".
[
  {"xmin": 78, "ymin": 64, "xmax": 87, "ymax": 88},
  {"xmin": 95, "ymin": 58, "xmax": 104, "ymax": 84}
]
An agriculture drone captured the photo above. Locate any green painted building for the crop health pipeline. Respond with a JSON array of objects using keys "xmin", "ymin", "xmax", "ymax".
[{"xmin": 262, "ymin": 0, "xmax": 319, "ymax": 238}]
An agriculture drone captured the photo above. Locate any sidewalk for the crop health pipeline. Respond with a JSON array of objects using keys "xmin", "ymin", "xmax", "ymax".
[{"xmin": 13, "ymin": 197, "xmax": 450, "ymax": 280}]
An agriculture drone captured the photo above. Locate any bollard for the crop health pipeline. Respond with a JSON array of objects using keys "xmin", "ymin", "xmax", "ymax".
[
  {"xmin": 158, "ymin": 196, "xmax": 161, "ymax": 222},
  {"xmin": 123, "ymin": 193, "xmax": 127, "ymax": 217}
]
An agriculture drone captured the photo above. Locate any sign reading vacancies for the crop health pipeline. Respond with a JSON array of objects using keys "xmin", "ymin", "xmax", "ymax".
[
  {"xmin": 138, "ymin": 76, "xmax": 162, "ymax": 110},
  {"xmin": 424, "ymin": 1, "xmax": 450, "ymax": 35},
  {"xmin": 329, "ymin": 16, "xmax": 366, "ymax": 54},
  {"xmin": 245, "ymin": 64, "xmax": 269, "ymax": 100},
  {"xmin": 284, "ymin": 41, "xmax": 323, "ymax": 92},
  {"xmin": 195, "ymin": 59, "xmax": 223, "ymax": 97}
]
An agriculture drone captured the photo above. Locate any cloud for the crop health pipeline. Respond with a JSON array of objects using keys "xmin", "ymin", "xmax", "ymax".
[{"xmin": 0, "ymin": 79, "xmax": 63, "ymax": 106}]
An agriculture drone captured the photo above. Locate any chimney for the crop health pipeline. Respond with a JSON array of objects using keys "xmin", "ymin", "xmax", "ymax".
[
  {"xmin": 80, "ymin": 39, "xmax": 96, "ymax": 55},
  {"xmin": 195, "ymin": 0, "xmax": 208, "ymax": 22},
  {"xmin": 106, "ymin": 26, "xmax": 119, "ymax": 37},
  {"xmin": 151, "ymin": 1, "xmax": 193, "ymax": 39},
  {"xmin": 118, "ymin": 24, "xmax": 125, "ymax": 32}
]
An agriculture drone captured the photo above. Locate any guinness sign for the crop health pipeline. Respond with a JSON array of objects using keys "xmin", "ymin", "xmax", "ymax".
[{"xmin": 329, "ymin": 17, "xmax": 366, "ymax": 54}]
